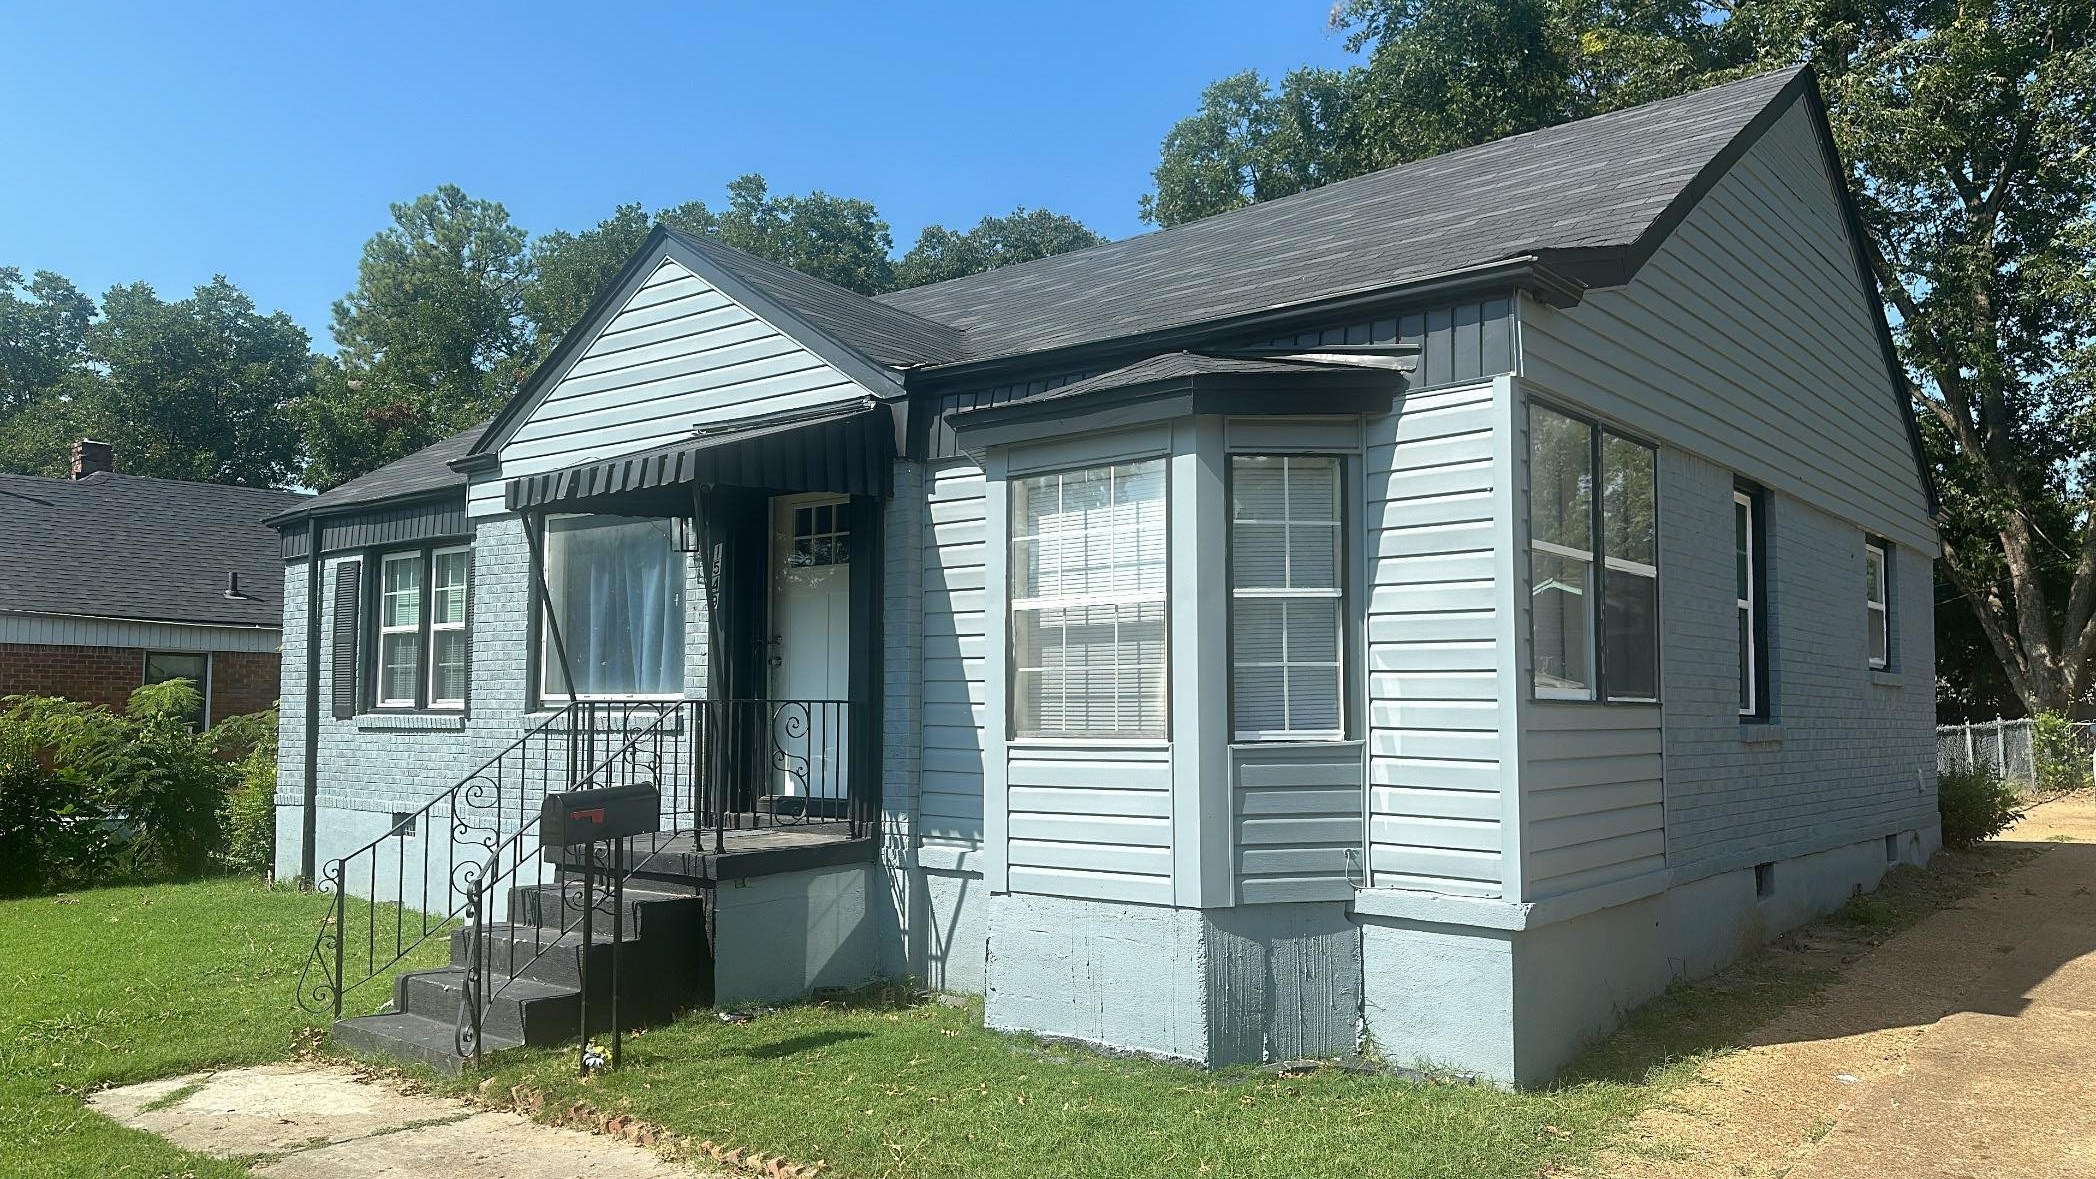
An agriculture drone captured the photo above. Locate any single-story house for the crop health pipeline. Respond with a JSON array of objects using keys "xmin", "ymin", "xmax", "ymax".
[
  {"xmin": 0, "ymin": 440, "xmax": 303, "ymax": 727},
  {"xmin": 275, "ymin": 65, "xmax": 1939, "ymax": 1086}
]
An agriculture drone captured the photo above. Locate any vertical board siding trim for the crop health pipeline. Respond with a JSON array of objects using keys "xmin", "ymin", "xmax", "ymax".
[
  {"xmin": 1171, "ymin": 416, "xmax": 1231, "ymax": 907},
  {"xmin": 329, "ymin": 561, "xmax": 361, "ymax": 719},
  {"xmin": 1493, "ymin": 375, "xmax": 1529, "ymax": 901},
  {"xmin": 982, "ymin": 451, "xmax": 1011, "ymax": 893}
]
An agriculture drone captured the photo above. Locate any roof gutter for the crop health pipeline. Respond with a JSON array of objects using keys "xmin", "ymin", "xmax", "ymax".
[
  {"xmin": 263, "ymin": 485, "xmax": 464, "ymax": 531},
  {"xmin": 902, "ymin": 255, "xmax": 1585, "ymax": 393}
]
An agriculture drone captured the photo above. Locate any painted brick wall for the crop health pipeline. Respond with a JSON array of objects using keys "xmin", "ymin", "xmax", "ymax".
[
  {"xmin": 1660, "ymin": 449, "xmax": 1938, "ymax": 879},
  {"xmin": 0, "ymin": 642, "xmax": 278, "ymax": 724}
]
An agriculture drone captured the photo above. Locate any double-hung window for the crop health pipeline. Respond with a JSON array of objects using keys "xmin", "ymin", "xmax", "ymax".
[
  {"xmin": 1865, "ymin": 538, "xmax": 1890, "ymax": 670},
  {"xmin": 1528, "ymin": 403, "xmax": 1659, "ymax": 701},
  {"xmin": 1736, "ymin": 486, "xmax": 1768, "ymax": 717},
  {"xmin": 1230, "ymin": 455, "xmax": 1345, "ymax": 740},
  {"xmin": 373, "ymin": 546, "xmax": 470, "ymax": 710},
  {"xmin": 1008, "ymin": 459, "xmax": 1168, "ymax": 739},
  {"xmin": 539, "ymin": 515, "xmax": 685, "ymax": 701}
]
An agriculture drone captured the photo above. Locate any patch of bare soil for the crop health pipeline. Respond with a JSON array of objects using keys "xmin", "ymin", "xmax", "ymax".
[{"xmin": 1596, "ymin": 794, "xmax": 2096, "ymax": 1179}]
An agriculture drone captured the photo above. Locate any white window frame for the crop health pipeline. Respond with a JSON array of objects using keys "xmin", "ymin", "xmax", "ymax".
[
  {"xmin": 1230, "ymin": 454, "xmax": 1346, "ymax": 742},
  {"xmin": 427, "ymin": 545, "xmax": 470, "ymax": 708},
  {"xmin": 1008, "ymin": 459, "xmax": 1170, "ymax": 740},
  {"xmin": 1736, "ymin": 489, "xmax": 1761, "ymax": 717},
  {"xmin": 537, "ymin": 514, "xmax": 686, "ymax": 704},
  {"xmin": 375, "ymin": 551, "xmax": 425, "ymax": 710},
  {"xmin": 1865, "ymin": 539, "xmax": 1889, "ymax": 670}
]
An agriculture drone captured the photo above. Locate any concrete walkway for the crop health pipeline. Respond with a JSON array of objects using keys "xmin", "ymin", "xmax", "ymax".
[
  {"xmin": 90, "ymin": 1063, "xmax": 703, "ymax": 1178},
  {"xmin": 1604, "ymin": 795, "xmax": 2096, "ymax": 1178}
]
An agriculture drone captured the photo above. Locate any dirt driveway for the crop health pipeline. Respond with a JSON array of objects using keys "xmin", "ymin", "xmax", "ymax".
[{"xmin": 1601, "ymin": 795, "xmax": 2096, "ymax": 1178}]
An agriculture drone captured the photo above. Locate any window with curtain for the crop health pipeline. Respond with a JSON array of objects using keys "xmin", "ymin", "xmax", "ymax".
[
  {"xmin": 372, "ymin": 545, "xmax": 471, "ymax": 710},
  {"xmin": 1231, "ymin": 454, "xmax": 1344, "ymax": 739},
  {"xmin": 1529, "ymin": 404, "xmax": 1659, "ymax": 701},
  {"xmin": 1009, "ymin": 459, "xmax": 1168, "ymax": 738},
  {"xmin": 540, "ymin": 516, "xmax": 685, "ymax": 699}
]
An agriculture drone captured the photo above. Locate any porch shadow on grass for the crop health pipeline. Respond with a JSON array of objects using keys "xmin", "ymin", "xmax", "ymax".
[{"xmin": 725, "ymin": 1029, "xmax": 873, "ymax": 1059}]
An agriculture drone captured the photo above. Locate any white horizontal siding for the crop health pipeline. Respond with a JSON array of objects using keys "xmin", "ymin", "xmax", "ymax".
[
  {"xmin": 1518, "ymin": 99, "xmax": 1934, "ymax": 553},
  {"xmin": 1521, "ymin": 702, "xmax": 1665, "ymax": 897},
  {"xmin": 1005, "ymin": 744, "xmax": 1173, "ymax": 905},
  {"xmin": 1232, "ymin": 743, "xmax": 1365, "ymax": 904},
  {"xmin": 470, "ymin": 258, "xmax": 878, "ymax": 515},
  {"xmin": 919, "ymin": 462, "xmax": 989, "ymax": 849},
  {"xmin": 0, "ymin": 611, "xmax": 281, "ymax": 653},
  {"xmin": 1365, "ymin": 383, "xmax": 1507, "ymax": 897}
]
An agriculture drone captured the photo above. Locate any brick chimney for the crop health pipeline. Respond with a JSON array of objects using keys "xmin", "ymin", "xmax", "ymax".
[{"xmin": 70, "ymin": 438, "xmax": 114, "ymax": 479}]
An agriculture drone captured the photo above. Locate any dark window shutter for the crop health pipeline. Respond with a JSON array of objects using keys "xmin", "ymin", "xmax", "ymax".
[{"xmin": 331, "ymin": 561, "xmax": 362, "ymax": 719}]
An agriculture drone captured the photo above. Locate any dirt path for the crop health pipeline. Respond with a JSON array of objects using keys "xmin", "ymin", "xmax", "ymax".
[{"xmin": 1600, "ymin": 795, "xmax": 2096, "ymax": 1178}]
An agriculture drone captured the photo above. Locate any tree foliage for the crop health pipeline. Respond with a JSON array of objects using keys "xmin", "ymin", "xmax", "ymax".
[
  {"xmin": 894, "ymin": 207, "xmax": 1108, "ymax": 289},
  {"xmin": 297, "ymin": 185, "xmax": 532, "ymax": 489},
  {"xmin": 1149, "ymin": 0, "xmax": 2096, "ymax": 715}
]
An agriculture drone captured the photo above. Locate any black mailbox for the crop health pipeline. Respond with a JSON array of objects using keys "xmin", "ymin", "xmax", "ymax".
[{"xmin": 539, "ymin": 783, "xmax": 662, "ymax": 847}]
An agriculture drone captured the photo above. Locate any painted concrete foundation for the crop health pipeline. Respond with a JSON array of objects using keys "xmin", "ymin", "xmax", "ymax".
[
  {"xmin": 983, "ymin": 893, "xmax": 1362, "ymax": 1067},
  {"xmin": 1361, "ymin": 821, "xmax": 1943, "ymax": 1086},
  {"xmin": 914, "ymin": 867, "xmax": 989, "ymax": 995},
  {"xmin": 710, "ymin": 862, "xmax": 893, "ymax": 1008}
]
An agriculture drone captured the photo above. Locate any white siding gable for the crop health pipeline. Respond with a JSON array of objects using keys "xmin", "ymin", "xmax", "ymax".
[
  {"xmin": 469, "ymin": 257, "xmax": 884, "ymax": 515},
  {"xmin": 1520, "ymin": 98, "xmax": 1936, "ymax": 553}
]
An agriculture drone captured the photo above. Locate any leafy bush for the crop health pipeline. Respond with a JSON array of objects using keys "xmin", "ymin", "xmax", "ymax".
[
  {"xmin": 1939, "ymin": 766, "xmax": 2023, "ymax": 849},
  {"xmin": 218, "ymin": 710, "xmax": 279, "ymax": 875},
  {"xmin": 0, "ymin": 685, "xmax": 243, "ymax": 895},
  {"xmin": 2032, "ymin": 711, "xmax": 2092, "ymax": 795}
]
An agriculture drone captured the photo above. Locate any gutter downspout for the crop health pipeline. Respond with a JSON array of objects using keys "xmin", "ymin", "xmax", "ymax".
[{"xmin": 299, "ymin": 516, "xmax": 321, "ymax": 885}]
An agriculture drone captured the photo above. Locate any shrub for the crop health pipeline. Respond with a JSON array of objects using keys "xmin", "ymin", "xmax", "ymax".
[
  {"xmin": 218, "ymin": 710, "xmax": 279, "ymax": 876},
  {"xmin": 2032, "ymin": 711, "xmax": 2092, "ymax": 795},
  {"xmin": 0, "ymin": 686, "xmax": 239, "ymax": 894},
  {"xmin": 1939, "ymin": 766, "xmax": 2023, "ymax": 849}
]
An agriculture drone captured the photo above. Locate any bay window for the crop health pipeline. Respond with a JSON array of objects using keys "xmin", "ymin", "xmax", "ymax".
[
  {"xmin": 1529, "ymin": 403, "xmax": 1659, "ymax": 702},
  {"xmin": 372, "ymin": 545, "xmax": 470, "ymax": 710},
  {"xmin": 1009, "ymin": 459, "xmax": 1168, "ymax": 738},
  {"xmin": 539, "ymin": 515, "xmax": 685, "ymax": 700},
  {"xmin": 1230, "ymin": 455, "xmax": 1344, "ymax": 740}
]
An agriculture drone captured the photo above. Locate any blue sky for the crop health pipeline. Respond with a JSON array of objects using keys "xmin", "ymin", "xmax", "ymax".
[{"xmin": 2, "ymin": 1, "xmax": 1353, "ymax": 349}]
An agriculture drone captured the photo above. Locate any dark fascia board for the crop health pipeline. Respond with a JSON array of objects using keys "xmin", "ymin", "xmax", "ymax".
[
  {"xmin": 904, "ymin": 256, "xmax": 1581, "ymax": 396},
  {"xmin": 266, "ymin": 487, "xmax": 465, "ymax": 532},
  {"xmin": 461, "ymin": 226, "xmax": 907, "ymax": 469},
  {"xmin": 949, "ymin": 369, "xmax": 1399, "ymax": 450},
  {"xmin": 1796, "ymin": 77, "xmax": 1944, "ymax": 523}
]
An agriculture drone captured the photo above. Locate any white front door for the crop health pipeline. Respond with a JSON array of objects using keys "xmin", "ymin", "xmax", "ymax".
[{"xmin": 770, "ymin": 494, "xmax": 851, "ymax": 799}]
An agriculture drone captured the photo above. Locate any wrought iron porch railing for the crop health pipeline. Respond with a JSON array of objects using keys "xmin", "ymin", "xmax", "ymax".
[{"xmin": 294, "ymin": 697, "xmax": 865, "ymax": 1024}]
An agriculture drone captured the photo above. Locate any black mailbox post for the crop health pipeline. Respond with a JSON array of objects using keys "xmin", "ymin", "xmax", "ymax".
[{"xmin": 539, "ymin": 782, "xmax": 660, "ymax": 1075}]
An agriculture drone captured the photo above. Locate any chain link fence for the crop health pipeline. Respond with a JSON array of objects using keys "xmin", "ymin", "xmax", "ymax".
[{"xmin": 1938, "ymin": 718, "xmax": 2096, "ymax": 787}]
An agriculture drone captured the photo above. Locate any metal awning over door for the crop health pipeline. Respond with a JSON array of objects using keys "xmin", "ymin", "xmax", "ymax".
[{"xmin": 503, "ymin": 398, "xmax": 895, "ymax": 514}]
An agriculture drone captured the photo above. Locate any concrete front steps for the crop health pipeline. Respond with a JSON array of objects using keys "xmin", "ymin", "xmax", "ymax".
[{"xmin": 333, "ymin": 881, "xmax": 710, "ymax": 1075}]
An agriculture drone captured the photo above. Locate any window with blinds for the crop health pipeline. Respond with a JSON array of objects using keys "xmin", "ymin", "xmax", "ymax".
[
  {"xmin": 1230, "ymin": 455, "xmax": 1344, "ymax": 740},
  {"xmin": 1009, "ymin": 459, "xmax": 1168, "ymax": 738}
]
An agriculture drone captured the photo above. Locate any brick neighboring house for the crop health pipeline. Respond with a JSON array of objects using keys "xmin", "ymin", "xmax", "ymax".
[{"xmin": 0, "ymin": 440, "xmax": 308, "ymax": 727}]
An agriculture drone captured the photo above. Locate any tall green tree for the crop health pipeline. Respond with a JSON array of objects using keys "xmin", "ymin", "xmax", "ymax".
[
  {"xmin": 894, "ymin": 207, "xmax": 1108, "ymax": 289},
  {"xmin": 297, "ymin": 185, "xmax": 531, "ymax": 488},
  {"xmin": 523, "ymin": 203, "xmax": 654, "ymax": 351},
  {"xmin": 87, "ymin": 278, "xmax": 310, "ymax": 486},
  {"xmin": 1148, "ymin": 0, "xmax": 2096, "ymax": 715},
  {"xmin": 699, "ymin": 174, "xmax": 895, "ymax": 295},
  {"xmin": 1140, "ymin": 68, "xmax": 1378, "ymax": 227},
  {"xmin": 0, "ymin": 269, "xmax": 97, "ymax": 476}
]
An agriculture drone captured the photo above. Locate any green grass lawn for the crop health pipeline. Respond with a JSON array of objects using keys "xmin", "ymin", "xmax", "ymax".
[
  {"xmin": 0, "ymin": 845, "xmax": 2027, "ymax": 1179},
  {"xmin": 0, "ymin": 878, "xmax": 432, "ymax": 1179}
]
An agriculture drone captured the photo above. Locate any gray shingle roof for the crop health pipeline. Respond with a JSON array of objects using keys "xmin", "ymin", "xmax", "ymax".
[
  {"xmin": 273, "ymin": 422, "xmax": 487, "ymax": 523},
  {"xmin": 0, "ymin": 472, "xmax": 307, "ymax": 627},
  {"xmin": 667, "ymin": 229, "xmax": 970, "ymax": 368},
  {"xmin": 876, "ymin": 67, "xmax": 1807, "ymax": 363},
  {"xmin": 990, "ymin": 351, "xmax": 1367, "ymax": 405}
]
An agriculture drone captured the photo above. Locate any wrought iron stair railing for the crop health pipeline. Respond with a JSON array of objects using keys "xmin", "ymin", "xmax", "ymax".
[{"xmin": 295, "ymin": 697, "xmax": 867, "ymax": 1024}]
